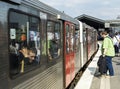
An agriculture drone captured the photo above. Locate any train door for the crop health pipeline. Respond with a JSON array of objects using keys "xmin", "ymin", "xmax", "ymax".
[
  {"xmin": 82, "ymin": 27, "xmax": 88, "ymax": 65},
  {"xmin": 64, "ymin": 21, "xmax": 75, "ymax": 88}
]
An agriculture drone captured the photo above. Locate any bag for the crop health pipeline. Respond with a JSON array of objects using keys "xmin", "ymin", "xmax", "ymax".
[{"xmin": 97, "ymin": 55, "xmax": 107, "ymax": 74}]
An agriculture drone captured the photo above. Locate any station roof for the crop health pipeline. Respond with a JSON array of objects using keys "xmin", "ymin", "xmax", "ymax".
[{"xmin": 75, "ymin": 14, "xmax": 105, "ymax": 29}]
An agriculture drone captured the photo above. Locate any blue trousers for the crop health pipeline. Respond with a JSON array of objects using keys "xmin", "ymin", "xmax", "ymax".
[{"xmin": 105, "ymin": 56, "xmax": 114, "ymax": 76}]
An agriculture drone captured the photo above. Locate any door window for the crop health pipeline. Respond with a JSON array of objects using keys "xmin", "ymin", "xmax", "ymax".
[
  {"xmin": 66, "ymin": 24, "xmax": 70, "ymax": 54},
  {"xmin": 69, "ymin": 25, "xmax": 74, "ymax": 52}
]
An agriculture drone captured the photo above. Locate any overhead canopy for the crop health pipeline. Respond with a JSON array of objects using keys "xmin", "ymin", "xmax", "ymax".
[{"xmin": 75, "ymin": 14, "xmax": 105, "ymax": 30}]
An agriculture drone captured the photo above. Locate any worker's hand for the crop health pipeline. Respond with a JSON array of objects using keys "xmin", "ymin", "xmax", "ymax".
[{"xmin": 20, "ymin": 48, "xmax": 29, "ymax": 57}]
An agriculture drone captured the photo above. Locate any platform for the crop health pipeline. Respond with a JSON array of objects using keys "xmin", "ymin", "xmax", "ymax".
[{"xmin": 75, "ymin": 42, "xmax": 120, "ymax": 89}]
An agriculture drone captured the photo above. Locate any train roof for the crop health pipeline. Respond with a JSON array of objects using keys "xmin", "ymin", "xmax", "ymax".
[
  {"xmin": 75, "ymin": 14, "xmax": 105, "ymax": 29},
  {"xmin": 7, "ymin": 0, "xmax": 79, "ymax": 25}
]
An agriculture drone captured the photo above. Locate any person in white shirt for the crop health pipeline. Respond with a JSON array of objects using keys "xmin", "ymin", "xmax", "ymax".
[{"xmin": 113, "ymin": 32, "xmax": 120, "ymax": 56}]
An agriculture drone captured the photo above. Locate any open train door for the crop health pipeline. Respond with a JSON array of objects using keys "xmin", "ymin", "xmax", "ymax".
[{"xmin": 64, "ymin": 21, "xmax": 75, "ymax": 88}]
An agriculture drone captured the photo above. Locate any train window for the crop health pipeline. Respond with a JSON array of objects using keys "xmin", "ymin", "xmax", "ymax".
[
  {"xmin": 9, "ymin": 10, "xmax": 40, "ymax": 77},
  {"xmin": 74, "ymin": 30, "xmax": 80, "ymax": 52},
  {"xmin": 29, "ymin": 17, "xmax": 40, "ymax": 63},
  {"xmin": 66, "ymin": 24, "xmax": 70, "ymax": 54},
  {"xmin": 47, "ymin": 21, "xmax": 61, "ymax": 61},
  {"xmin": 65, "ymin": 24, "xmax": 78, "ymax": 53},
  {"xmin": 70, "ymin": 25, "xmax": 74, "ymax": 52}
]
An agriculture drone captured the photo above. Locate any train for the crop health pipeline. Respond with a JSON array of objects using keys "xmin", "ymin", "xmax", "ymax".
[{"xmin": 0, "ymin": 0, "xmax": 97, "ymax": 89}]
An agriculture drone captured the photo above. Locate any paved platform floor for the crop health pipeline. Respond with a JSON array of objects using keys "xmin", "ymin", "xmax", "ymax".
[
  {"xmin": 90, "ymin": 56, "xmax": 120, "ymax": 89},
  {"xmin": 75, "ymin": 42, "xmax": 120, "ymax": 89}
]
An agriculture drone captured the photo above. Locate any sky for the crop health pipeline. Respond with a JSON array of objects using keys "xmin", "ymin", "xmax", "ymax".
[{"xmin": 39, "ymin": 0, "xmax": 120, "ymax": 20}]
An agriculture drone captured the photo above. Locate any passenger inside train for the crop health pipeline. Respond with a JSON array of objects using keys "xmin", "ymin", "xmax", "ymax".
[
  {"xmin": 18, "ymin": 47, "xmax": 38, "ymax": 72},
  {"xmin": 47, "ymin": 32, "xmax": 61, "ymax": 60},
  {"xmin": 49, "ymin": 39, "xmax": 60, "ymax": 59},
  {"xmin": 19, "ymin": 47, "xmax": 37, "ymax": 64}
]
